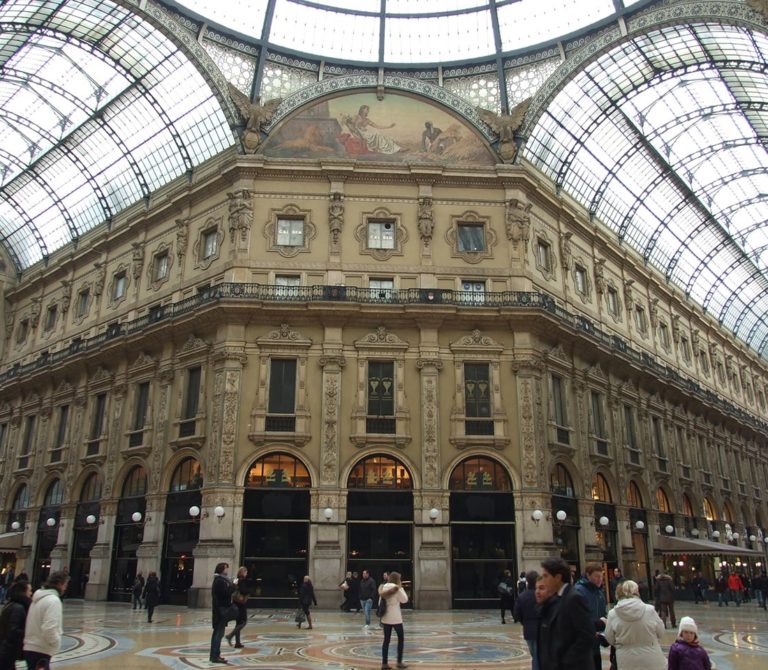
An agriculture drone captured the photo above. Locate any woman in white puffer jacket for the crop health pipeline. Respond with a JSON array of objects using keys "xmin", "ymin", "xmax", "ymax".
[
  {"xmin": 603, "ymin": 579, "xmax": 666, "ymax": 670},
  {"xmin": 378, "ymin": 572, "xmax": 409, "ymax": 670}
]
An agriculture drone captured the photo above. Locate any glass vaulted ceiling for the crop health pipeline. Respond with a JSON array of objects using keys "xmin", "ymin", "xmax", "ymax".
[
  {"xmin": 524, "ymin": 22, "xmax": 768, "ymax": 357},
  {"xmin": 0, "ymin": 0, "xmax": 235, "ymax": 271}
]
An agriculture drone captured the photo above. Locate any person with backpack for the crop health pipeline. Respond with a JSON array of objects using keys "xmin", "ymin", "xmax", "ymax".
[
  {"xmin": 143, "ymin": 571, "xmax": 161, "ymax": 623},
  {"xmin": 0, "ymin": 580, "xmax": 32, "ymax": 670},
  {"xmin": 378, "ymin": 572, "xmax": 408, "ymax": 670},
  {"xmin": 498, "ymin": 569, "xmax": 516, "ymax": 624}
]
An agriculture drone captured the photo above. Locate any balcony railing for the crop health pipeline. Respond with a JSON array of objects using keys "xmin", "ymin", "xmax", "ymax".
[
  {"xmin": 265, "ymin": 415, "xmax": 296, "ymax": 432},
  {"xmin": 366, "ymin": 417, "xmax": 396, "ymax": 434},
  {"xmin": 465, "ymin": 419, "xmax": 494, "ymax": 435},
  {"xmin": 1, "ymin": 282, "xmax": 766, "ymax": 439}
]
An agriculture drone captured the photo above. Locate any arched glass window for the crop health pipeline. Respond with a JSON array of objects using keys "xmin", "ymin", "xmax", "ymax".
[
  {"xmin": 348, "ymin": 454, "xmax": 412, "ymax": 489},
  {"xmin": 591, "ymin": 473, "xmax": 612, "ymax": 502},
  {"xmin": 703, "ymin": 498, "xmax": 716, "ymax": 521},
  {"xmin": 44, "ymin": 479, "xmax": 64, "ymax": 506},
  {"xmin": 122, "ymin": 466, "xmax": 148, "ymax": 498},
  {"xmin": 549, "ymin": 463, "xmax": 575, "ymax": 497},
  {"xmin": 723, "ymin": 501, "xmax": 735, "ymax": 524},
  {"xmin": 80, "ymin": 474, "xmax": 103, "ymax": 502},
  {"xmin": 682, "ymin": 494, "xmax": 694, "ymax": 517},
  {"xmin": 246, "ymin": 452, "xmax": 311, "ymax": 488},
  {"xmin": 627, "ymin": 481, "xmax": 643, "ymax": 508},
  {"xmin": 449, "ymin": 456, "xmax": 511, "ymax": 491},
  {"xmin": 656, "ymin": 488, "xmax": 671, "ymax": 513},
  {"xmin": 169, "ymin": 458, "xmax": 204, "ymax": 492},
  {"xmin": 12, "ymin": 485, "xmax": 29, "ymax": 510}
]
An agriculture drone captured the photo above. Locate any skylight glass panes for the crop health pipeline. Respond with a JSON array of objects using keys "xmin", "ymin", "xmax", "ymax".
[
  {"xmin": 173, "ymin": 0, "xmax": 268, "ymax": 36},
  {"xmin": 387, "ymin": 0, "xmax": 485, "ymax": 11},
  {"xmin": 270, "ymin": 0, "xmax": 379, "ymax": 62},
  {"xmin": 497, "ymin": 0, "xmax": 613, "ymax": 52}
]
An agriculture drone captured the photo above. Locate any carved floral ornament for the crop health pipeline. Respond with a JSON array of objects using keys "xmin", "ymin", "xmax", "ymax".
[
  {"xmin": 355, "ymin": 325, "xmax": 409, "ymax": 350},
  {"xmin": 176, "ymin": 334, "xmax": 211, "ymax": 361},
  {"xmin": 450, "ymin": 329, "xmax": 504, "ymax": 353}
]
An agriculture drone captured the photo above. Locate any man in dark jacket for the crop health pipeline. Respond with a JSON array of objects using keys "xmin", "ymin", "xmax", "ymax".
[
  {"xmin": 573, "ymin": 564, "xmax": 607, "ymax": 670},
  {"xmin": 209, "ymin": 562, "xmax": 232, "ymax": 665},
  {"xmin": 753, "ymin": 570, "xmax": 767, "ymax": 610},
  {"xmin": 655, "ymin": 570, "xmax": 676, "ymax": 628},
  {"xmin": 0, "ymin": 580, "xmax": 32, "ymax": 670},
  {"xmin": 498, "ymin": 569, "xmax": 516, "ymax": 624},
  {"xmin": 512, "ymin": 571, "xmax": 539, "ymax": 670},
  {"xmin": 537, "ymin": 557, "xmax": 594, "ymax": 670},
  {"xmin": 359, "ymin": 569, "xmax": 377, "ymax": 628}
]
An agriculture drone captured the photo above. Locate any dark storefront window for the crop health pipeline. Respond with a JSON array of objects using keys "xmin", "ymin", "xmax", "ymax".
[{"xmin": 110, "ymin": 466, "xmax": 147, "ymax": 601}]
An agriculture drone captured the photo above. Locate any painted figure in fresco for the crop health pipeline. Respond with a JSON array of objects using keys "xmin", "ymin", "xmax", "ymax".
[
  {"xmin": 422, "ymin": 121, "xmax": 443, "ymax": 152},
  {"xmin": 341, "ymin": 105, "xmax": 403, "ymax": 154}
]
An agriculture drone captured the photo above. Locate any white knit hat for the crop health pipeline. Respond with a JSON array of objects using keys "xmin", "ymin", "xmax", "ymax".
[{"xmin": 678, "ymin": 616, "xmax": 698, "ymax": 636}]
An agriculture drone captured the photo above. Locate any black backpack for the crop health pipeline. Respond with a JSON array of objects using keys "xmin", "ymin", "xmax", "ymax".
[{"xmin": 376, "ymin": 596, "xmax": 387, "ymax": 618}]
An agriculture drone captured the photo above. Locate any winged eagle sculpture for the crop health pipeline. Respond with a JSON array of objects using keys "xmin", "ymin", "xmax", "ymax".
[
  {"xmin": 475, "ymin": 97, "xmax": 532, "ymax": 163},
  {"xmin": 228, "ymin": 83, "xmax": 283, "ymax": 154}
]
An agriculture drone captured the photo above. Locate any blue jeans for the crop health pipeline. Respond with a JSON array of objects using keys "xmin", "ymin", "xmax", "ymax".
[
  {"xmin": 132, "ymin": 593, "xmax": 142, "ymax": 609},
  {"xmin": 756, "ymin": 589, "xmax": 766, "ymax": 609},
  {"xmin": 210, "ymin": 621, "xmax": 226, "ymax": 660},
  {"xmin": 729, "ymin": 588, "xmax": 741, "ymax": 606},
  {"xmin": 362, "ymin": 597, "xmax": 373, "ymax": 625},
  {"xmin": 718, "ymin": 591, "xmax": 729, "ymax": 606},
  {"xmin": 525, "ymin": 638, "xmax": 539, "ymax": 670}
]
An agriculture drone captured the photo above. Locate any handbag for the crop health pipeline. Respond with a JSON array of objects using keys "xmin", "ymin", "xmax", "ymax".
[
  {"xmin": 340, "ymin": 581, "xmax": 349, "ymax": 591},
  {"xmin": 294, "ymin": 608, "xmax": 306, "ymax": 623},
  {"xmin": 232, "ymin": 591, "xmax": 248, "ymax": 605},
  {"xmin": 375, "ymin": 596, "xmax": 387, "ymax": 618},
  {"xmin": 221, "ymin": 603, "xmax": 239, "ymax": 622}
]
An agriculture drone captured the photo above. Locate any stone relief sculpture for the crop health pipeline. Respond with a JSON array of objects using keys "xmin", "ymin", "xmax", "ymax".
[
  {"xmin": 176, "ymin": 218, "xmax": 189, "ymax": 260},
  {"xmin": 505, "ymin": 198, "xmax": 532, "ymax": 250},
  {"xmin": 594, "ymin": 258, "xmax": 606, "ymax": 294},
  {"xmin": 59, "ymin": 280, "xmax": 72, "ymax": 314},
  {"xmin": 475, "ymin": 97, "xmax": 532, "ymax": 162},
  {"xmin": 227, "ymin": 189, "xmax": 253, "ymax": 245},
  {"xmin": 93, "ymin": 261, "xmax": 106, "ymax": 297},
  {"xmin": 623, "ymin": 279, "xmax": 635, "ymax": 308},
  {"xmin": 417, "ymin": 196, "xmax": 434, "ymax": 243},
  {"xmin": 560, "ymin": 232, "xmax": 573, "ymax": 271},
  {"xmin": 131, "ymin": 242, "xmax": 144, "ymax": 280},
  {"xmin": 328, "ymin": 192, "xmax": 344, "ymax": 248},
  {"xmin": 228, "ymin": 83, "xmax": 283, "ymax": 154}
]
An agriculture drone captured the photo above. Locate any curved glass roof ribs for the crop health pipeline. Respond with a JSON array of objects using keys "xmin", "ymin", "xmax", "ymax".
[
  {"xmin": 0, "ymin": 0, "xmax": 235, "ymax": 272},
  {"xmin": 524, "ymin": 23, "xmax": 768, "ymax": 357}
]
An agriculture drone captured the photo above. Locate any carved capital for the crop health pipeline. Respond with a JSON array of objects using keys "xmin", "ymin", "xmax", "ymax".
[{"xmin": 416, "ymin": 358, "xmax": 443, "ymax": 371}]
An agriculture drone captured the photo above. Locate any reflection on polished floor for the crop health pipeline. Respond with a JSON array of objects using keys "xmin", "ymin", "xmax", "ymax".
[{"xmin": 43, "ymin": 599, "xmax": 768, "ymax": 669}]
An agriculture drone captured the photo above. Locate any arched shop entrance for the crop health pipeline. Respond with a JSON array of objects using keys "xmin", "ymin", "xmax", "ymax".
[
  {"xmin": 2, "ymin": 485, "xmax": 29, "ymax": 577},
  {"xmin": 550, "ymin": 464, "xmax": 580, "ymax": 575},
  {"xmin": 346, "ymin": 454, "xmax": 413, "ymax": 599},
  {"xmin": 627, "ymin": 481, "xmax": 650, "ymax": 597},
  {"xmin": 592, "ymin": 473, "xmax": 618, "ymax": 571},
  {"xmin": 449, "ymin": 456, "xmax": 515, "ymax": 608},
  {"xmin": 162, "ymin": 458, "xmax": 203, "ymax": 605},
  {"xmin": 241, "ymin": 452, "xmax": 311, "ymax": 607},
  {"xmin": 33, "ymin": 479, "xmax": 63, "ymax": 587},
  {"xmin": 109, "ymin": 465, "xmax": 147, "ymax": 601},
  {"xmin": 69, "ymin": 473, "xmax": 102, "ymax": 598}
]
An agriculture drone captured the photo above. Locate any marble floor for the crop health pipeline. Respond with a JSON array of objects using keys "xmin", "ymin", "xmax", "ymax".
[{"xmin": 28, "ymin": 599, "xmax": 768, "ymax": 669}]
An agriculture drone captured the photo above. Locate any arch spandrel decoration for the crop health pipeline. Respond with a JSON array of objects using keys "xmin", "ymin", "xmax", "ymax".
[{"xmin": 261, "ymin": 90, "xmax": 496, "ymax": 165}]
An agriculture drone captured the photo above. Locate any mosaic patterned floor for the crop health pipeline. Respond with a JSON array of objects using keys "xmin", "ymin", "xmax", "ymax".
[{"xmin": 31, "ymin": 600, "xmax": 768, "ymax": 669}]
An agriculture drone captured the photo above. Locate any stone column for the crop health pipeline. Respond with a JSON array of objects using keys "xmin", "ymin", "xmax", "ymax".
[
  {"xmin": 85, "ymin": 499, "xmax": 116, "ymax": 600},
  {"xmin": 415, "ymin": 355, "xmax": 449, "ymax": 608},
  {"xmin": 136, "ymin": 493, "xmax": 165, "ymax": 576},
  {"xmin": 49, "ymin": 502, "xmax": 75, "ymax": 572}
]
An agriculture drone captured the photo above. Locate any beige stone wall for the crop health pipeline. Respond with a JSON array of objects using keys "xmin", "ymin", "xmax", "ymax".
[{"xmin": 0, "ymin": 151, "xmax": 766, "ymax": 605}]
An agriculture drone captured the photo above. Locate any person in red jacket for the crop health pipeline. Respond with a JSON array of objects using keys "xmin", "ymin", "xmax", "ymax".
[{"xmin": 726, "ymin": 572, "xmax": 743, "ymax": 606}]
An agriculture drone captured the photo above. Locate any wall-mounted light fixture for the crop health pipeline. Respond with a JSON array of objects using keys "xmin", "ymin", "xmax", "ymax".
[
  {"xmin": 323, "ymin": 507, "xmax": 333, "ymax": 521},
  {"xmin": 531, "ymin": 510, "xmax": 544, "ymax": 525},
  {"xmin": 85, "ymin": 514, "xmax": 97, "ymax": 525},
  {"xmin": 10, "ymin": 521, "xmax": 21, "ymax": 531},
  {"xmin": 599, "ymin": 516, "xmax": 609, "ymax": 527},
  {"xmin": 665, "ymin": 525, "xmax": 674, "ymax": 534},
  {"xmin": 46, "ymin": 517, "xmax": 57, "ymax": 528},
  {"xmin": 691, "ymin": 528, "xmax": 699, "ymax": 537},
  {"xmin": 635, "ymin": 520, "xmax": 645, "ymax": 531},
  {"xmin": 189, "ymin": 506, "xmax": 201, "ymax": 519},
  {"xmin": 750, "ymin": 534, "xmax": 757, "ymax": 543},
  {"xmin": 429, "ymin": 508, "xmax": 439, "ymax": 522},
  {"xmin": 555, "ymin": 510, "xmax": 567, "ymax": 522},
  {"xmin": 712, "ymin": 530, "xmax": 720, "ymax": 539},
  {"xmin": 732, "ymin": 532, "xmax": 740, "ymax": 541},
  {"xmin": 214, "ymin": 506, "xmax": 226, "ymax": 522},
  {"xmin": 131, "ymin": 512, "xmax": 143, "ymax": 523}
]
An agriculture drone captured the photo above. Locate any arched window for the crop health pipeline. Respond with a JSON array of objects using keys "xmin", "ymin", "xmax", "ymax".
[
  {"xmin": 703, "ymin": 498, "xmax": 716, "ymax": 521},
  {"xmin": 627, "ymin": 481, "xmax": 643, "ymax": 508},
  {"xmin": 656, "ymin": 488, "xmax": 671, "ymax": 513},
  {"xmin": 246, "ymin": 452, "xmax": 310, "ymax": 488},
  {"xmin": 80, "ymin": 474, "xmax": 103, "ymax": 502},
  {"xmin": 12, "ymin": 485, "xmax": 29, "ymax": 510},
  {"xmin": 450, "ymin": 456, "xmax": 511, "ymax": 491},
  {"xmin": 723, "ymin": 501, "xmax": 735, "ymax": 524},
  {"xmin": 591, "ymin": 473, "xmax": 612, "ymax": 502},
  {"xmin": 122, "ymin": 466, "xmax": 147, "ymax": 498},
  {"xmin": 682, "ymin": 494, "xmax": 694, "ymax": 517},
  {"xmin": 549, "ymin": 464, "xmax": 575, "ymax": 497},
  {"xmin": 348, "ymin": 454, "xmax": 412, "ymax": 489},
  {"xmin": 44, "ymin": 479, "xmax": 64, "ymax": 506},
  {"xmin": 169, "ymin": 458, "xmax": 204, "ymax": 492}
]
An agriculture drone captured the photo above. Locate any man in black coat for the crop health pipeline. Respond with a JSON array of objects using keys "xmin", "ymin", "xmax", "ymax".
[
  {"xmin": 537, "ymin": 557, "xmax": 595, "ymax": 670},
  {"xmin": 512, "ymin": 570, "xmax": 540, "ymax": 669},
  {"xmin": 209, "ymin": 562, "xmax": 232, "ymax": 665},
  {"xmin": 0, "ymin": 580, "xmax": 32, "ymax": 670}
]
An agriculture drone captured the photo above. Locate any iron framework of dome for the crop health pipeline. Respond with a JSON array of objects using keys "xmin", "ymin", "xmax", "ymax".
[{"xmin": 2, "ymin": 0, "xmax": 768, "ymax": 356}]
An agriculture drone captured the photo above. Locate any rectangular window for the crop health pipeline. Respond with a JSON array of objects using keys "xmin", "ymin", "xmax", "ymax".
[
  {"xmin": 267, "ymin": 359, "xmax": 297, "ymax": 431},
  {"xmin": 634, "ymin": 305, "xmax": 647, "ymax": 332},
  {"xmin": 277, "ymin": 217, "xmax": 305, "ymax": 246},
  {"xmin": 154, "ymin": 253, "xmax": 169, "ymax": 281},
  {"xmin": 368, "ymin": 220, "xmax": 396, "ymax": 249},
  {"xmin": 17, "ymin": 319, "xmax": 28, "ymax": 344},
  {"xmin": 574, "ymin": 265, "xmax": 587, "ymax": 294},
  {"xmin": 90, "ymin": 394, "xmax": 106, "ymax": 441},
  {"xmin": 367, "ymin": 360, "xmax": 395, "ymax": 434},
  {"xmin": 536, "ymin": 239, "xmax": 551, "ymax": 271},
  {"xmin": 699, "ymin": 350, "xmax": 709, "ymax": 373},
  {"xmin": 551, "ymin": 374, "xmax": 569, "ymax": 444},
  {"xmin": 659, "ymin": 322, "xmax": 670, "ymax": 348},
  {"xmin": 18, "ymin": 415, "xmax": 36, "ymax": 469},
  {"xmin": 0, "ymin": 422, "xmax": 7, "ymax": 460},
  {"xmin": 77, "ymin": 289, "xmax": 89, "ymax": 317},
  {"xmin": 133, "ymin": 382, "xmax": 150, "ymax": 431},
  {"xmin": 179, "ymin": 366, "xmax": 201, "ymax": 438},
  {"xmin": 275, "ymin": 275, "xmax": 301, "ymax": 298},
  {"xmin": 113, "ymin": 272, "xmax": 126, "ymax": 300},
  {"xmin": 651, "ymin": 416, "xmax": 664, "ymax": 457},
  {"xmin": 457, "ymin": 223, "xmax": 485, "ymax": 252},
  {"xmin": 460, "ymin": 280, "xmax": 486, "ymax": 305},
  {"xmin": 202, "ymin": 229, "xmax": 218, "ymax": 259},
  {"xmin": 680, "ymin": 335, "xmax": 690, "ymax": 362},
  {"xmin": 55, "ymin": 405, "xmax": 69, "ymax": 448},
  {"xmin": 464, "ymin": 363, "xmax": 493, "ymax": 435},
  {"xmin": 590, "ymin": 391, "xmax": 608, "ymax": 455},
  {"xmin": 607, "ymin": 288, "xmax": 618, "ymax": 315},
  {"xmin": 369, "ymin": 278, "xmax": 394, "ymax": 300},
  {"xmin": 44, "ymin": 305, "xmax": 57, "ymax": 331}
]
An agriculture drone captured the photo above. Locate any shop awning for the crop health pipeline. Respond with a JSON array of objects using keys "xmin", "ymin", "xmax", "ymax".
[
  {"xmin": 0, "ymin": 532, "xmax": 23, "ymax": 550},
  {"xmin": 655, "ymin": 535, "xmax": 764, "ymax": 557}
]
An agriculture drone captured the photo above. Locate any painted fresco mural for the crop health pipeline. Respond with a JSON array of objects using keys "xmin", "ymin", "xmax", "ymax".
[{"xmin": 261, "ymin": 93, "xmax": 496, "ymax": 165}]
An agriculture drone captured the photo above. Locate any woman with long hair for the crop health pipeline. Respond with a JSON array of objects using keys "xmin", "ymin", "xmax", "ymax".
[
  {"xmin": 143, "ymin": 571, "xmax": 160, "ymax": 623},
  {"xmin": 225, "ymin": 566, "xmax": 248, "ymax": 648},
  {"xmin": 297, "ymin": 575, "xmax": 317, "ymax": 629},
  {"xmin": 378, "ymin": 571, "xmax": 408, "ymax": 670}
]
